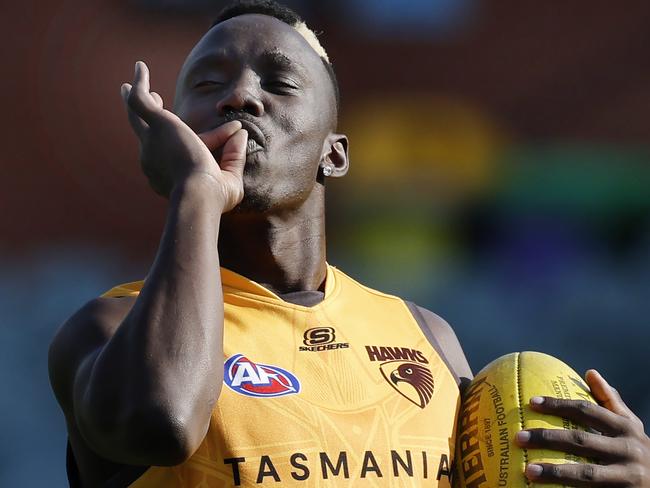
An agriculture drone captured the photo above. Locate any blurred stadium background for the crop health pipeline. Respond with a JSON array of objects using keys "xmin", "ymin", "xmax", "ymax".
[{"xmin": 2, "ymin": 0, "xmax": 650, "ymax": 484}]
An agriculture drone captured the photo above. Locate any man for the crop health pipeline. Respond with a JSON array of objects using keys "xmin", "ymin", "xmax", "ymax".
[{"xmin": 48, "ymin": 1, "xmax": 650, "ymax": 486}]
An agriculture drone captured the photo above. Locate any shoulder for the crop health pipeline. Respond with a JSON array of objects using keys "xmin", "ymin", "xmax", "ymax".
[
  {"xmin": 406, "ymin": 303, "xmax": 473, "ymax": 386},
  {"xmin": 48, "ymin": 296, "xmax": 136, "ymax": 413},
  {"xmin": 329, "ymin": 267, "xmax": 473, "ymax": 385},
  {"xmin": 329, "ymin": 266, "xmax": 411, "ymax": 303}
]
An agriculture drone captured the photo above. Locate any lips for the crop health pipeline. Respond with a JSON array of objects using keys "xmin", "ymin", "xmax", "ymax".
[
  {"xmin": 235, "ymin": 119, "xmax": 266, "ymax": 151},
  {"xmin": 246, "ymin": 138, "xmax": 263, "ymax": 154}
]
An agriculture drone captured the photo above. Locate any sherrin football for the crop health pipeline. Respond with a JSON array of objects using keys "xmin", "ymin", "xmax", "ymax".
[{"xmin": 455, "ymin": 351, "xmax": 596, "ymax": 488}]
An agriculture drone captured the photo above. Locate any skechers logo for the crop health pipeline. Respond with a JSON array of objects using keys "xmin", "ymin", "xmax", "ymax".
[
  {"xmin": 299, "ymin": 327, "xmax": 349, "ymax": 352},
  {"xmin": 304, "ymin": 327, "xmax": 335, "ymax": 345},
  {"xmin": 224, "ymin": 354, "xmax": 300, "ymax": 398}
]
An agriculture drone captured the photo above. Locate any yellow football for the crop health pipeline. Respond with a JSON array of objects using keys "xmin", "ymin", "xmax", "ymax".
[{"xmin": 455, "ymin": 351, "xmax": 596, "ymax": 488}]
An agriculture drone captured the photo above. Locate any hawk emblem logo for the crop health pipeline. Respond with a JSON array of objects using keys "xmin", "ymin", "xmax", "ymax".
[{"xmin": 380, "ymin": 361, "xmax": 434, "ymax": 408}]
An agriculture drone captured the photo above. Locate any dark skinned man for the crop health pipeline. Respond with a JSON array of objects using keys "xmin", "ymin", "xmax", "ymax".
[{"xmin": 48, "ymin": 1, "xmax": 650, "ymax": 487}]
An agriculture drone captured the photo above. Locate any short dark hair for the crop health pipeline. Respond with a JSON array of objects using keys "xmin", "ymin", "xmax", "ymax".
[{"xmin": 210, "ymin": 0, "xmax": 340, "ymax": 115}]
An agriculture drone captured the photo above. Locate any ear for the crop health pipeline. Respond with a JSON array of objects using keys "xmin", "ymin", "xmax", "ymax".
[{"xmin": 320, "ymin": 133, "xmax": 349, "ymax": 177}]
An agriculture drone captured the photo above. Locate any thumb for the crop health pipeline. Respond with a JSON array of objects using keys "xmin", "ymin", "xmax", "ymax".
[
  {"xmin": 585, "ymin": 369, "xmax": 634, "ymax": 418},
  {"xmin": 198, "ymin": 121, "xmax": 242, "ymax": 151},
  {"xmin": 219, "ymin": 129, "xmax": 248, "ymax": 180}
]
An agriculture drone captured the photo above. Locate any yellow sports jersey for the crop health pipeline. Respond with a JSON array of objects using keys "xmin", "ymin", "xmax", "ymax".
[{"xmin": 100, "ymin": 265, "xmax": 460, "ymax": 487}]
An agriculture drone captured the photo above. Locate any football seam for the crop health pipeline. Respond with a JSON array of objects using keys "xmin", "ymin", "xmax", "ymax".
[{"xmin": 515, "ymin": 352, "xmax": 530, "ymax": 487}]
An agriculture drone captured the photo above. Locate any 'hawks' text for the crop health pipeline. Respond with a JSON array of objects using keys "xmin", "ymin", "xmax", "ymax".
[{"xmin": 365, "ymin": 345, "xmax": 429, "ymax": 364}]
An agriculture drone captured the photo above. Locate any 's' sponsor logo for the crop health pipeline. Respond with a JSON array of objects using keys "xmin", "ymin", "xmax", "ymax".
[{"xmin": 299, "ymin": 327, "xmax": 349, "ymax": 352}]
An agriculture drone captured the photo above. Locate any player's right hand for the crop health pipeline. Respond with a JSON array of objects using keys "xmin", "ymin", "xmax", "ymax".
[{"xmin": 120, "ymin": 60, "xmax": 248, "ymax": 212}]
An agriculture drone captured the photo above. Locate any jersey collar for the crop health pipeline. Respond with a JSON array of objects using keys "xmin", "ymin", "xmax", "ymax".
[{"xmin": 220, "ymin": 263, "xmax": 337, "ymax": 302}]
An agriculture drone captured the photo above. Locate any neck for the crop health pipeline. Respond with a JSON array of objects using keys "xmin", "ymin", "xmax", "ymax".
[{"xmin": 218, "ymin": 189, "xmax": 327, "ymax": 294}]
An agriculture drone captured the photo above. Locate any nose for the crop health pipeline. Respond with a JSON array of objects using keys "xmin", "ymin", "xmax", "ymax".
[{"xmin": 216, "ymin": 70, "xmax": 264, "ymax": 118}]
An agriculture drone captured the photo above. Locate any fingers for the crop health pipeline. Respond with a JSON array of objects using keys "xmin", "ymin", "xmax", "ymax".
[
  {"xmin": 197, "ymin": 121, "xmax": 243, "ymax": 152},
  {"xmin": 121, "ymin": 83, "xmax": 148, "ymax": 136},
  {"xmin": 586, "ymin": 370, "xmax": 637, "ymax": 421},
  {"xmin": 518, "ymin": 373, "xmax": 650, "ymax": 488},
  {"xmin": 218, "ymin": 129, "xmax": 248, "ymax": 179},
  {"xmin": 516, "ymin": 428, "xmax": 626, "ymax": 462},
  {"xmin": 528, "ymin": 396, "xmax": 629, "ymax": 436},
  {"xmin": 124, "ymin": 61, "xmax": 160, "ymax": 125},
  {"xmin": 134, "ymin": 60, "xmax": 150, "ymax": 91},
  {"xmin": 524, "ymin": 462, "xmax": 633, "ymax": 487},
  {"xmin": 120, "ymin": 61, "xmax": 166, "ymax": 138},
  {"xmin": 150, "ymin": 91, "xmax": 164, "ymax": 109}
]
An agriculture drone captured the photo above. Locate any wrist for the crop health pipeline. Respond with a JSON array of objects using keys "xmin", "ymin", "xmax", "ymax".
[{"xmin": 170, "ymin": 174, "xmax": 229, "ymax": 213}]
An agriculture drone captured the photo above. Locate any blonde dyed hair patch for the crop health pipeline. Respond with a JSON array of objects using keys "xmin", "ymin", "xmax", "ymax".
[{"xmin": 293, "ymin": 21, "xmax": 329, "ymax": 63}]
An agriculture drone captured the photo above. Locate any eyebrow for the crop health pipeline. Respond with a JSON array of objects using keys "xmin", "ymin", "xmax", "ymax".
[
  {"xmin": 259, "ymin": 50, "xmax": 310, "ymax": 83},
  {"xmin": 185, "ymin": 49, "xmax": 309, "ymax": 82},
  {"xmin": 259, "ymin": 50, "xmax": 300, "ymax": 72},
  {"xmin": 186, "ymin": 51, "xmax": 230, "ymax": 73}
]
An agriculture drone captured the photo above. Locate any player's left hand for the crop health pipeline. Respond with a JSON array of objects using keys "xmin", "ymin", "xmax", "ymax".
[{"xmin": 515, "ymin": 369, "xmax": 650, "ymax": 487}]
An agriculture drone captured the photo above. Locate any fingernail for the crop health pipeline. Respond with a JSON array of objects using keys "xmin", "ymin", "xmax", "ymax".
[
  {"xmin": 526, "ymin": 464, "xmax": 543, "ymax": 477},
  {"xmin": 530, "ymin": 396, "xmax": 544, "ymax": 405},
  {"xmin": 516, "ymin": 431, "xmax": 531, "ymax": 443},
  {"xmin": 222, "ymin": 120, "xmax": 241, "ymax": 129}
]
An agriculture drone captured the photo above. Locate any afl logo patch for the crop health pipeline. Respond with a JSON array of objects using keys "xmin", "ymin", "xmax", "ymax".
[{"xmin": 224, "ymin": 354, "xmax": 301, "ymax": 398}]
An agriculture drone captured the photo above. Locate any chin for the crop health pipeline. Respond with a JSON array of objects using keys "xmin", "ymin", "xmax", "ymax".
[{"xmin": 231, "ymin": 187, "xmax": 274, "ymax": 215}]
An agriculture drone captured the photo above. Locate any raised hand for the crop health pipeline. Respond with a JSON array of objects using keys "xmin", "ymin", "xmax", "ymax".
[
  {"xmin": 516, "ymin": 369, "xmax": 650, "ymax": 487},
  {"xmin": 120, "ymin": 61, "xmax": 248, "ymax": 211}
]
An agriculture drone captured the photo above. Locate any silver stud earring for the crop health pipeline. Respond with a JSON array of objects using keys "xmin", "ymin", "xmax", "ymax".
[{"xmin": 322, "ymin": 164, "xmax": 334, "ymax": 177}]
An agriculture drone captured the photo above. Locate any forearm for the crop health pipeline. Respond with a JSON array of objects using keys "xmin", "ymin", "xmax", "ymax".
[{"xmin": 77, "ymin": 177, "xmax": 226, "ymax": 461}]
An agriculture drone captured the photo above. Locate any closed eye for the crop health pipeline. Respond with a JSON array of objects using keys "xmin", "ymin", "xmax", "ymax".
[
  {"xmin": 264, "ymin": 80, "xmax": 298, "ymax": 93},
  {"xmin": 194, "ymin": 80, "xmax": 224, "ymax": 88}
]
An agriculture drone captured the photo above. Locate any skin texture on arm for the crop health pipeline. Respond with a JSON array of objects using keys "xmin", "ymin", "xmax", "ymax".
[{"xmin": 48, "ymin": 62, "xmax": 249, "ymax": 471}]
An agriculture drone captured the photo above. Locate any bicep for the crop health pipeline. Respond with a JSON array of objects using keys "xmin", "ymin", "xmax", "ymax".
[
  {"xmin": 48, "ymin": 297, "xmax": 134, "ymax": 419},
  {"xmin": 50, "ymin": 295, "xmax": 200, "ymax": 466}
]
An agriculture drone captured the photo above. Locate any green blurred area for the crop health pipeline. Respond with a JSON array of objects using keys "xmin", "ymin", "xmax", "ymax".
[{"xmin": 497, "ymin": 145, "xmax": 650, "ymax": 215}]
